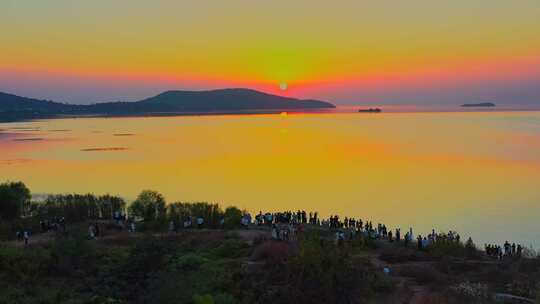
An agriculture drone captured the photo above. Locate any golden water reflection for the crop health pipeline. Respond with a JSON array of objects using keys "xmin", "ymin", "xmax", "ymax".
[{"xmin": 1, "ymin": 112, "xmax": 539, "ymax": 247}]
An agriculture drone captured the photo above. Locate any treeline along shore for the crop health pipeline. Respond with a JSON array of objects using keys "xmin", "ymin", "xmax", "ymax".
[{"xmin": 1, "ymin": 181, "xmax": 539, "ymax": 304}]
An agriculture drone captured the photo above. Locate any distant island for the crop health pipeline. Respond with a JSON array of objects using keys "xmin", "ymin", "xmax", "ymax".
[
  {"xmin": 461, "ymin": 102, "xmax": 496, "ymax": 107},
  {"xmin": 0, "ymin": 88, "xmax": 335, "ymax": 122},
  {"xmin": 358, "ymin": 108, "xmax": 382, "ymax": 113}
]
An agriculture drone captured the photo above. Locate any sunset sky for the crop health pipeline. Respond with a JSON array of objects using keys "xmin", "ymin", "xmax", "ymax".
[{"xmin": 1, "ymin": 0, "xmax": 540, "ymax": 105}]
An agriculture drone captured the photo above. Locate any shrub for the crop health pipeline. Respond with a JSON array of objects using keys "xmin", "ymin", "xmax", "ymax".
[
  {"xmin": 132, "ymin": 236, "xmax": 244, "ymax": 304},
  {"xmin": 352, "ymin": 233, "xmax": 377, "ymax": 250},
  {"xmin": 251, "ymin": 240, "xmax": 291, "ymax": 265},
  {"xmin": 282, "ymin": 231, "xmax": 368, "ymax": 303},
  {"xmin": 50, "ymin": 234, "xmax": 97, "ymax": 276},
  {"xmin": 100, "ymin": 235, "xmax": 180, "ymax": 301},
  {"xmin": 214, "ymin": 293, "xmax": 238, "ymax": 304},
  {"xmin": 173, "ymin": 253, "xmax": 209, "ymax": 271},
  {"xmin": 193, "ymin": 294, "xmax": 215, "ymax": 304},
  {"xmin": 211, "ymin": 239, "xmax": 250, "ymax": 259},
  {"xmin": 427, "ymin": 238, "xmax": 480, "ymax": 259},
  {"xmin": 505, "ymin": 280, "xmax": 538, "ymax": 299},
  {"xmin": 0, "ymin": 245, "xmax": 51, "ymax": 285},
  {"xmin": 0, "ymin": 219, "xmax": 11, "ymax": 240}
]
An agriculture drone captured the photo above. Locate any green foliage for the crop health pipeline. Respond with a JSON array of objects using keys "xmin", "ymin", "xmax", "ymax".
[
  {"xmin": 0, "ymin": 184, "xmax": 249, "ymax": 302},
  {"xmin": 223, "ymin": 207, "xmax": 242, "ymax": 229},
  {"xmin": 173, "ymin": 253, "xmax": 209, "ymax": 271},
  {"xmin": 97, "ymin": 234, "xmax": 246, "ymax": 304},
  {"xmin": 351, "ymin": 233, "xmax": 377, "ymax": 250},
  {"xmin": 50, "ymin": 234, "xmax": 98, "ymax": 276},
  {"xmin": 428, "ymin": 238, "xmax": 480, "ymax": 259},
  {"xmin": 281, "ymin": 231, "xmax": 372, "ymax": 303},
  {"xmin": 0, "ymin": 245, "xmax": 51, "ymax": 286},
  {"xmin": 213, "ymin": 293, "xmax": 238, "ymax": 304},
  {"xmin": 193, "ymin": 294, "xmax": 215, "ymax": 304},
  {"xmin": 102, "ymin": 235, "xmax": 177, "ymax": 301},
  {"xmin": 239, "ymin": 231, "xmax": 393, "ymax": 303},
  {"xmin": 193, "ymin": 293, "xmax": 238, "ymax": 304},
  {"xmin": 291, "ymin": 234, "xmax": 340, "ymax": 300},
  {"xmin": 86, "ymin": 296, "xmax": 124, "ymax": 304},
  {"xmin": 0, "ymin": 219, "xmax": 11, "ymax": 239},
  {"xmin": 0, "ymin": 181, "xmax": 31, "ymax": 221},
  {"xmin": 128, "ymin": 190, "xmax": 166, "ymax": 222},
  {"xmin": 168, "ymin": 201, "xmax": 224, "ymax": 228},
  {"xmin": 5, "ymin": 227, "xmax": 524, "ymax": 304},
  {"xmin": 0, "ymin": 284, "xmax": 84, "ymax": 304},
  {"xmin": 5, "ymin": 183, "xmax": 532, "ymax": 304},
  {"xmin": 32, "ymin": 193, "xmax": 125, "ymax": 222},
  {"xmin": 210, "ymin": 239, "xmax": 250, "ymax": 259}
]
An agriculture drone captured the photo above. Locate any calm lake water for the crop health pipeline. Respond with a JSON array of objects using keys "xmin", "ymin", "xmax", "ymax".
[{"xmin": 1, "ymin": 111, "xmax": 539, "ymax": 247}]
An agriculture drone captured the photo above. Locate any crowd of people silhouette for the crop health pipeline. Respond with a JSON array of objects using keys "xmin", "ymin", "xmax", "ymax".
[
  {"xmin": 485, "ymin": 241, "xmax": 523, "ymax": 259},
  {"xmin": 14, "ymin": 208, "xmax": 529, "ymax": 260}
]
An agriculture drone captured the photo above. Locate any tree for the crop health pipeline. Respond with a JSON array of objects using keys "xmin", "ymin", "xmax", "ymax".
[
  {"xmin": 168, "ymin": 202, "xmax": 224, "ymax": 228},
  {"xmin": 98, "ymin": 194, "xmax": 126, "ymax": 219},
  {"xmin": 223, "ymin": 206, "xmax": 242, "ymax": 229},
  {"xmin": 35, "ymin": 193, "xmax": 126, "ymax": 222},
  {"xmin": 0, "ymin": 181, "xmax": 31, "ymax": 221},
  {"xmin": 129, "ymin": 190, "xmax": 166, "ymax": 222}
]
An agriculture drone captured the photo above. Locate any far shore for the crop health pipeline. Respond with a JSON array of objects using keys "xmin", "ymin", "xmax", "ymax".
[
  {"xmin": 3, "ymin": 106, "xmax": 540, "ymax": 124},
  {"xmin": 0, "ymin": 108, "xmax": 336, "ymax": 123}
]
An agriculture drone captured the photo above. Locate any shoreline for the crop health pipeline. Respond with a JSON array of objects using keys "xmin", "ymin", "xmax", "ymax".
[{"xmin": 1, "ymin": 106, "xmax": 540, "ymax": 123}]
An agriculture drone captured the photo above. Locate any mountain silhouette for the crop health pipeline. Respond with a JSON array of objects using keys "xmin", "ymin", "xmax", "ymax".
[
  {"xmin": 0, "ymin": 92, "xmax": 79, "ymax": 113},
  {"xmin": 0, "ymin": 88, "xmax": 335, "ymax": 121}
]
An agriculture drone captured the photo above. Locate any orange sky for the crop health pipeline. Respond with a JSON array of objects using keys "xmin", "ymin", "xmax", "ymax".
[{"xmin": 1, "ymin": 1, "xmax": 540, "ymax": 105}]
